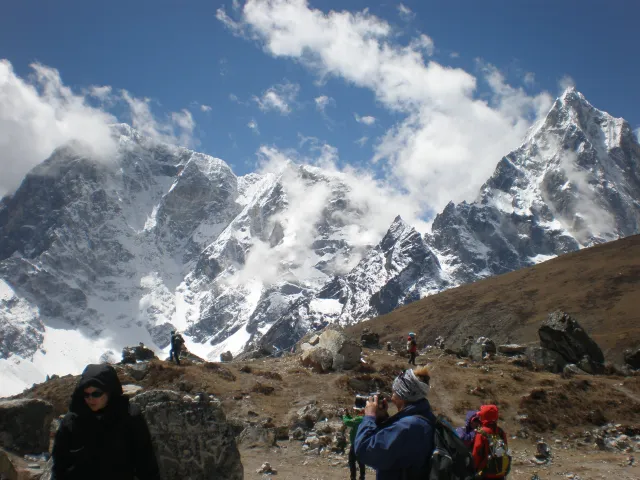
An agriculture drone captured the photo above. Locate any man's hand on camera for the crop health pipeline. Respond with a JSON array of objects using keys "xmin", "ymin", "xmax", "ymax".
[{"xmin": 364, "ymin": 395, "xmax": 379, "ymax": 417}]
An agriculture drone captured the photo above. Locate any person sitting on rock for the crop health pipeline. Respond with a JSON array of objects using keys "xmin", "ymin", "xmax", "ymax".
[
  {"xmin": 51, "ymin": 364, "xmax": 160, "ymax": 480},
  {"xmin": 354, "ymin": 366, "xmax": 435, "ymax": 479},
  {"xmin": 343, "ymin": 408, "xmax": 366, "ymax": 480},
  {"xmin": 169, "ymin": 330, "xmax": 185, "ymax": 365}
]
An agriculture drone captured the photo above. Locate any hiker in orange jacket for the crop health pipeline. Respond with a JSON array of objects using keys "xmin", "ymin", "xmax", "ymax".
[{"xmin": 472, "ymin": 404, "xmax": 510, "ymax": 479}]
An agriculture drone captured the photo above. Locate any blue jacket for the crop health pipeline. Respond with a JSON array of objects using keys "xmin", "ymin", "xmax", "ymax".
[{"xmin": 354, "ymin": 399, "xmax": 435, "ymax": 480}]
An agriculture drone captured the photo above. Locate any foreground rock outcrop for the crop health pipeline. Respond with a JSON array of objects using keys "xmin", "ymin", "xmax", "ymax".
[
  {"xmin": 0, "ymin": 399, "xmax": 53, "ymax": 455},
  {"xmin": 130, "ymin": 390, "xmax": 243, "ymax": 480}
]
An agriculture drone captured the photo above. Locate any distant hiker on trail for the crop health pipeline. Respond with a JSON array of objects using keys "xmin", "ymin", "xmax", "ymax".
[
  {"xmin": 354, "ymin": 366, "xmax": 434, "ymax": 480},
  {"xmin": 407, "ymin": 332, "xmax": 417, "ymax": 365},
  {"xmin": 51, "ymin": 364, "xmax": 160, "ymax": 480},
  {"xmin": 472, "ymin": 404, "xmax": 511, "ymax": 479},
  {"xmin": 456, "ymin": 410, "xmax": 481, "ymax": 449},
  {"xmin": 343, "ymin": 408, "xmax": 366, "ymax": 480},
  {"xmin": 170, "ymin": 330, "xmax": 185, "ymax": 365}
]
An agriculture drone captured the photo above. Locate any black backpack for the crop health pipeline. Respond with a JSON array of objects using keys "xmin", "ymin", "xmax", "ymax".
[{"xmin": 427, "ymin": 415, "xmax": 476, "ymax": 480}]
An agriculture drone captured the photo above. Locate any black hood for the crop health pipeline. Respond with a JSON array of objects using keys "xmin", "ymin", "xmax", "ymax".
[{"xmin": 69, "ymin": 364, "xmax": 124, "ymax": 414}]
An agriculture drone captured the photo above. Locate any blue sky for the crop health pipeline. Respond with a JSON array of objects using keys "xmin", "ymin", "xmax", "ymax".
[{"xmin": 1, "ymin": 0, "xmax": 638, "ymax": 213}]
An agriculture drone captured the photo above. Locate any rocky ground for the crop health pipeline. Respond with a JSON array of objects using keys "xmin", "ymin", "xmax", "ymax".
[{"xmin": 13, "ymin": 343, "xmax": 640, "ymax": 480}]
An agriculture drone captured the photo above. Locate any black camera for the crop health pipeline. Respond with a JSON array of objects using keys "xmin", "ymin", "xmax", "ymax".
[{"xmin": 354, "ymin": 392, "xmax": 382, "ymax": 409}]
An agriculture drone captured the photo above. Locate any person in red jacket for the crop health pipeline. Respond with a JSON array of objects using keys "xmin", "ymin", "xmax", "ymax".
[
  {"xmin": 406, "ymin": 333, "xmax": 417, "ymax": 365},
  {"xmin": 472, "ymin": 404, "xmax": 510, "ymax": 479}
]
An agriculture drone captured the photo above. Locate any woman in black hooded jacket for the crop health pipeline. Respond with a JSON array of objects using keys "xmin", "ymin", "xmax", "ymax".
[{"xmin": 51, "ymin": 364, "xmax": 160, "ymax": 480}]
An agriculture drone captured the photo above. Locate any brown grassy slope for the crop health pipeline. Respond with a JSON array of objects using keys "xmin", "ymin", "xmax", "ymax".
[{"xmin": 348, "ymin": 234, "xmax": 640, "ymax": 362}]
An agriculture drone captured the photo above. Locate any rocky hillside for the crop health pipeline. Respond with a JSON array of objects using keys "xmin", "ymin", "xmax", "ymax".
[
  {"xmin": 1, "ymin": 88, "xmax": 639, "ymax": 395},
  {"xmin": 349, "ymin": 233, "xmax": 640, "ymax": 363}
]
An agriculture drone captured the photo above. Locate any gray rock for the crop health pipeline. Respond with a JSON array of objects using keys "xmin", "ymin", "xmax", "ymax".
[
  {"xmin": 498, "ymin": 344, "xmax": 528, "ymax": 355},
  {"xmin": 122, "ymin": 384, "xmax": 144, "ymax": 396},
  {"xmin": 0, "ymin": 398, "xmax": 54, "ymax": 455},
  {"xmin": 360, "ymin": 329, "xmax": 380, "ymax": 347},
  {"xmin": 121, "ymin": 344, "xmax": 157, "ymax": 364},
  {"xmin": 127, "ymin": 362, "xmax": 150, "ymax": 381},
  {"xmin": 526, "ymin": 346, "xmax": 567, "ymax": 373},
  {"xmin": 130, "ymin": 390, "xmax": 242, "ymax": 480},
  {"xmin": 220, "ymin": 351, "xmax": 233, "ymax": 362},
  {"xmin": 308, "ymin": 335, "xmax": 320, "ymax": 346},
  {"xmin": 318, "ymin": 329, "xmax": 361, "ymax": 370},
  {"xmin": 237, "ymin": 425, "xmax": 276, "ymax": 447},
  {"xmin": 301, "ymin": 347, "xmax": 333, "ymax": 373},
  {"xmin": 469, "ymin": 337, "xmax": 497, "ymax": 361},
  {"xmin": 624, "ymin": 347, "xmax": 640, "ymax": 369},
  {"xmin": 539, "ymin": 311, "xmax": 604, "ymax": 372},
  {"xmin": 562, "ymin": 363, "xmax": 584, "ymax": 378}
]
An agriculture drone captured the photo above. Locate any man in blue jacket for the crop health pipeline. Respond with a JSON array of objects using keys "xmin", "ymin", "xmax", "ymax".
[{"xmin": 354, "ymin": 366, "xmax": 435, "ymax": 480}]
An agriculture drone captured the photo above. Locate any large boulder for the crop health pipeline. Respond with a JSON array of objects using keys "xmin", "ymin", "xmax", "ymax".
[
  {"xmin": 220, "ymin": 351, "xmax": 233, "ymax": 362},
  {"xmin": 469, "ymin": 337, "xmax": 497, "ymax": 361},
  {"xmin": 526, "ymin": 346, "xmax": 567, "ymax": 373},
  {"xmin": 318, "ymin": 329, "xmax": 361, "ymax": 370},
  {"xmin": 624, "ymin": 347, "xmax": 640, "ymax": 370},
  {"xmin": 360, "ymin": 329, "xmax": 380, "ymax": 347},
  {"xmin": 539, "ymin": 311, "xmax": 604, "ymax": 372},
  {"xmin": 130, "ymin": 390, "xmax": 242, "ymax": 480},
  {"xmin": 121, "ymin": 343, "xmax": 157, "ymax": 364},
  {"xmin": 0, "ymin": 399, "xmax": 54, "ymax": 455},
  {"xmin": 301, "ymin": 347, "xmax": 334, "ymax": 373}
]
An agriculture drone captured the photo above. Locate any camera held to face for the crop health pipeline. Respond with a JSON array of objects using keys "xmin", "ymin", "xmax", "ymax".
[{"xmin": 354, "ymin": 392, "xmax": 383, "ymax": 409}]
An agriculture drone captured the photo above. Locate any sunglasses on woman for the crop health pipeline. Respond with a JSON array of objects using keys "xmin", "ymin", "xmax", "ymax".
[{"xmin": 83, "ymin": 390, "xmax": 105, "ymax": 399}]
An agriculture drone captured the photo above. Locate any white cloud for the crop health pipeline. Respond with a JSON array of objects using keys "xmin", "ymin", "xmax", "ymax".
[
  {"xmin": 410, "ymin": 34, "xmax": 435, "ymax": 57},
  {"xmin": 449, "ymin": 52, "xmax": 460, "ymax": 58},
  {"xmin": 523, "ymin": 72, "xmax": 535, "ymax": 87},
  {"xmin": 559, "ymin": 74, "xmax": 575, "ymax": 92},
  {"xmin": 89, "ymin": 85, "xmax": 113, "ymax": 101},
  {"xmin": 229, "ymin": 143, "xmax": 429, "ymax": 286},
  {"xmin": 355, "ymin": 136, "xmax": 368, "ymax": 147},
  {"xmin": 0, "ymin": 60, "xmax": 118, "ymax": 198},
  {"xmin": 355, "ymin": 114, "xmax": 376, "ymax": 125},
  {"xmin": 215, "ymin": 7, "xmax": 245, "ymax": 37},
  {"xmin": 398, "ymin": 4, "xmax": 415, "ymax": 21},
  {"xmin": 121, "ymin": 92, "xmax": 197, "ymax": 148},
  {"xmin": 635, "ymin": 127, "xmax": 640, "ymax": 143},
  {"xmin": 248, "ymin": 119, "xmax": 260, "ymax": 134},
  {"xmin": 200, "ymin": 104, "xmax": 212, "ymax": 112},
  {"xmin": 225, "ymin": 0, "xmax": 553, "ymax": 215},
  {"xmin": 314, "ymin": 95, "xmax": 333, "ymax": 111},
  {"xmin": 254, "ymin": 82, "xmax": 299, "ymax": 114},
  {"xmin": 0, "ymin": 59, "xmax": 199, "ymax": 198}
]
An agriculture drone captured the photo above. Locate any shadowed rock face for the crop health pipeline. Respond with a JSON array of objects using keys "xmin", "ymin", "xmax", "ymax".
[
  {"xmin": 0, "ymin": 398, "xmax": 54, "ymax": 455},
  {"xmin": 539, "ymin": 311, "xmax": 605, "ymax": 371},
  {"xmin": 130, "ymin": 390, "xmax": 243, "ymax": 480}
]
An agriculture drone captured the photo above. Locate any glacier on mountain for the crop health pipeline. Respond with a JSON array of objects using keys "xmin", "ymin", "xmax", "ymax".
[{"xmin": 1, "ymin": 89, "xmax": 639, "ymax": 396}]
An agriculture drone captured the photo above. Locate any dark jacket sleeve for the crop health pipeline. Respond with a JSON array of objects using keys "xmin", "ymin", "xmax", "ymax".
[
  {"xmin": 51, "ymin": 416, "xmax": 73, "ymax": 479},
  {"xmin": 130, "ymin": 411, "xmax": 161, "ymax": 480},
  {"xmin": 355, "ymin": 415, "xmax": 432, "ymax": 471}
]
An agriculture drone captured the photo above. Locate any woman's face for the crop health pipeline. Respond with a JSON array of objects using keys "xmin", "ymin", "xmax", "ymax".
[
  {"xmin": 391, "ymin": 392, "xmax": 405, "ymax": 412},
  {"xmin": 84, "ymin": 386, "xmax": 108, "ymax": 412}
]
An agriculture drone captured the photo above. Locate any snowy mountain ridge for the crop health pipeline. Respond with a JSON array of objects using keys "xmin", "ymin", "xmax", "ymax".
[{"xmin": 1, "ymin": 89, "xmax": 639, "ymax": 395}]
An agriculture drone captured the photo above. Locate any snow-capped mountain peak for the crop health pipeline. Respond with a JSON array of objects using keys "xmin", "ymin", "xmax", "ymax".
[{"xmin": 1, "ymin": 92, "xmax": 639, "ymax": 396}]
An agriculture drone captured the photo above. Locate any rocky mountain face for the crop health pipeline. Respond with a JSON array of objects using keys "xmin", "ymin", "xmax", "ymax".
[{"xmin": 1, "ymin": 89, "xmax": 639, "ymax": 394}]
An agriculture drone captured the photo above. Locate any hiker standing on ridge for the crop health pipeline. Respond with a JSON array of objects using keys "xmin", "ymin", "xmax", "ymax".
[
  {"xmin": 169, "ymin": 330, "xmax": 185, "ymax": 365},
  {"xmin": 472, "ymin": 405, "xmax": 511, "ymax": 479},
  {"xmin": 51, "ymin": 364, "xmax": 160, "ymax": 480},
  {"xmin": 354, "ymin": 366, "xmax": 435, "ymax": 479},
  {"xmin": 407, "ymin": 332, "xmax": 417, "ymax": 366},
  {"xmin": 343, "ymin": 408, "xmax": 367, "ymax": 480}
]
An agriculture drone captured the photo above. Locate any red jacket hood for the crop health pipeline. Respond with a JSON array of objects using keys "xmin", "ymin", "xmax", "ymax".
[{"xmin": 478, "ymin": 404, "xmax": 499, "ymax": 425}]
